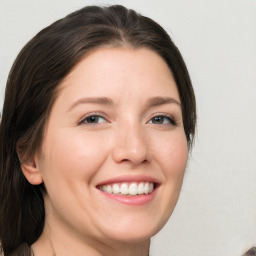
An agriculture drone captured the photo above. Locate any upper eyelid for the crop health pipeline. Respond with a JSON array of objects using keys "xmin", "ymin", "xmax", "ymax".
[
  {"xmin": 78, "ymin": 112, "xmax": 108, "ymax": 124},
  {"xmin": 148, "ymin": 113, "xmax": 175, "ymax": 120},
  {"xmin": 150, "ymin": 112, "xmax": 173, "ymax": 117},
  {"xmin": 77, "ymin": 111, "xmax": 178, "ymax": 124},
  {"xmin": 147, "ymin": 113, "xmax": 179, "ymax": 126}
]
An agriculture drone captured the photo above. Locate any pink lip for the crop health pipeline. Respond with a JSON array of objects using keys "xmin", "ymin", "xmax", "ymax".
[
  {"xmin": 96, "ymin": 175, "xmax": 160, "ymax": 206},
  {"xmin": 98, "ymin": 187, "xmax": 158, "ymax": 206}
]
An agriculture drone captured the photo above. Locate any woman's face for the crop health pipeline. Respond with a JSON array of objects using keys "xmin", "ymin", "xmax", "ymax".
[{"xmin": 36, "ymin": 47, "xmax": 188, "ymax": 244}]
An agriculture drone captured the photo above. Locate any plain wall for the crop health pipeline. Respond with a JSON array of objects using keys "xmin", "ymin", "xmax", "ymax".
[{"xmin": 0, "ymin": 0, "xmax": 256, "ymax": 255}]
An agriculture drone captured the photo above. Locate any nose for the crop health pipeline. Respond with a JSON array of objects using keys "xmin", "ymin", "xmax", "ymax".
[{"xmin": 112, "ymin": 123, "xmax": 150, "ymax": 165}]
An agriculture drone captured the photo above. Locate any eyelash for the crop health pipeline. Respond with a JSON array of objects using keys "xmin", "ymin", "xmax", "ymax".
[
  {"xmin": 147, "ymin": 114, "xmax": 176, "ymax": 126},
  {"xmin": 78, "ymin": 113, "xmax": 176, "ymax": 126},
  {"xmin": 78, "ymin": 112, "xmax": 108, "ymax": 125}
]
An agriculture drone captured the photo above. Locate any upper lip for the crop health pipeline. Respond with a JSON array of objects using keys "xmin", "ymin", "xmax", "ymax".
[{"xmin": 96, "ymin": 175, "xmax": 161, "ymax": 187}]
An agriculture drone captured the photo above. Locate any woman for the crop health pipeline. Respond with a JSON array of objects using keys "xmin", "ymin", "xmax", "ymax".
[{"xmin": 0, "ymin": 5, "xmax": 196, "ymax": 256}]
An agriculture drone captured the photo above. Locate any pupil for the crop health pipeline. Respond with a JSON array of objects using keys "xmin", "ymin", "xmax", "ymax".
[
  {"xmin": 153, "ymin": 116, "xmax": 163, "ymax": 124},
  {"xmin": 88, "ymin": 116, "xmax": 98, "ymax": 123}
]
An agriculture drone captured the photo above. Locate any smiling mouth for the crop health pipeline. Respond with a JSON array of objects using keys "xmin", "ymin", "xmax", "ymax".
[{"xmin": 97, "ymin": 182, "xmax": 156, "ymax": 196}]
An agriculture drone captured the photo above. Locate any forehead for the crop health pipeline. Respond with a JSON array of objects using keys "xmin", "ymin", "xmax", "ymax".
[{"xmin": 57, "ymin": 46, "xmax": 179, "ymax": 100}]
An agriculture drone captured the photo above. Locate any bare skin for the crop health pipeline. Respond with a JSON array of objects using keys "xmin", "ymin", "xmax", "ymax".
[{"xmin": 22, "ymin": 47, "xmax": 188, "ymax": 256}]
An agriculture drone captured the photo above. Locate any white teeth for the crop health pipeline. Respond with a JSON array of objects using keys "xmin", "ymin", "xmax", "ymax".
[
  {"xmin": 106, "ymin": 185, "xmax": 112, "ymax": 194},
  {"xmin": 149, "ymin": 183, "xmax": 154, "ymax": 193},
  {"xmin": 120, "ymin": 183, "xmax": 129, "ymax": 195},
  {"xmin": 112, "ymin": 184, "xmax": 120, "ymax": 194},
  {"xmin": 129, "ymin": 183, "xmax": 138, "ymax": 195},
  {"xmin": 144, "ymin": 182, "xmax": 149, "ymax": 194},
  {"xmin": 137, "ymin": 182, "xmax": 144, "ymax": 195},
  {"xmin": 99, "ymin": 182, "xmax": 155, "ymax": 196}
]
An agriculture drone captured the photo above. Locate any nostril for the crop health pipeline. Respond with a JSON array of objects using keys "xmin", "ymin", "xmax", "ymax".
[{"xmin": 111, "ymin": 131, "xmax": 150, "ymax": 165}]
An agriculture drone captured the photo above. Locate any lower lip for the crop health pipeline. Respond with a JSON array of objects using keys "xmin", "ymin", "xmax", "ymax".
[{"xmin": 98, "ymin": 187, "xmax": 158, "ymax": 206}]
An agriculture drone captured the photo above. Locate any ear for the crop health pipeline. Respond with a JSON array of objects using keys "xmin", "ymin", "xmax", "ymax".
[{"xmin": 20, "ymin": 154, "xmax": 43, "ymax": 185}]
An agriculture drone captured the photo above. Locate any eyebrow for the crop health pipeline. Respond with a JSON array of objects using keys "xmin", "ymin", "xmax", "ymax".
[
  {"xmin": 146, "ymin": 96, "xmax": 181, "ymax": 107},
  {"xmin": 68, "ymin": 96, "xmax": 181, "ymax": 112},
  {"xmin": 68, "ymin": 97, "xmax": 114, "ymax": 112}
]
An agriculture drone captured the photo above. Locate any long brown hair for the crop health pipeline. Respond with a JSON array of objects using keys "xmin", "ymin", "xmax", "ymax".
[{"xmin": 0, "ymin": 5, "xmax": 196, "ymax": 255}]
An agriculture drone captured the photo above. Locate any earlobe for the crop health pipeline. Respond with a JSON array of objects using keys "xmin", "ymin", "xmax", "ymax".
[{"xmin": 20, "ymin": 156, "xmax": 43, "ymax": 185}]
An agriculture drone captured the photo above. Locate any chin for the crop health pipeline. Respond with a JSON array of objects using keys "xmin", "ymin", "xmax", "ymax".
[{"xmin": 97, "ymin": 213, "xmax": 170, "ymax": 244}]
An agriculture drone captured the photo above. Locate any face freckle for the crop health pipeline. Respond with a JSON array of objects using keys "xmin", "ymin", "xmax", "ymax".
[{"xmin": 37, "ymin": 47, "xmax": 188, "ymax": 247}]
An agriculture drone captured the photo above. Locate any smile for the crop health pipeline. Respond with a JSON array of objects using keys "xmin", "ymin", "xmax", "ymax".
[{"xmin": 98, "ymin": 182, "xmax": 155, "ymax": 196}]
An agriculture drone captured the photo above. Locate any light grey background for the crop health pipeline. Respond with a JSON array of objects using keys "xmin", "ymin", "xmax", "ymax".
[{"xmin": 0, "ymin": 0, "xmax": 256, "ymax": 255}]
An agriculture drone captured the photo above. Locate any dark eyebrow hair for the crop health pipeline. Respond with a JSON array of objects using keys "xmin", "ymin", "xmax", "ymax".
[
  {"xmin": 68, "ymin": 96, "xmax": 180, "ymax": 112},
  {"xmin": 68, "ymin": 97, "xmax": 114, "ymax": 111},
  {"xmin": 147, "ymin": 96, "xmax": 181, "ymax": 107}
]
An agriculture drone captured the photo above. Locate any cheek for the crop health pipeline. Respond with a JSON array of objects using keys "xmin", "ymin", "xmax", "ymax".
[
  {"xmin": 148, "ymin": 131, "xmax": 188, "ymax": 231},
  {"xmin": 38, "ymin": 131, "xmax": 110, "ymax": 217},
  {"xmin": 153, "ymin": 130, "xmax": 188, "ymax": 208},
  {"xmin": 153, "ymin": 131, "xmax": 188, "ymax": 176},
  {"xmin": 40, "ymin": 130, "xmax": 111, "ymax": 184}
]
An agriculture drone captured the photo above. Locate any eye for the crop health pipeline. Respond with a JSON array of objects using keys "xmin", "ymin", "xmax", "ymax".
[
  {"xmin": 148, "ymin": 115, "xmax": 176, "ymax": 125},
  {"xmin": 79, "ymin": 114, "xmax": 107, "ymax": 125}
]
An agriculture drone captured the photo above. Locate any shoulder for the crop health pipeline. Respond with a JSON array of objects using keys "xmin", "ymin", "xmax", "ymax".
[
  {"xmin": 242, "ymin": 247, "xmax": 256, "ymax": 256},
  {"xmin": 9, "ymin": 243, "xmax": 33, "ymax": 256}
]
